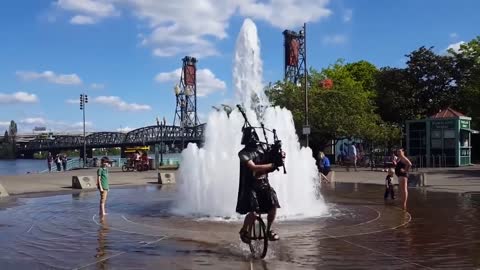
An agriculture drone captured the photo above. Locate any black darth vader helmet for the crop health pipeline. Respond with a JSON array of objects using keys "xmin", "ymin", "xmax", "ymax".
[{"xmin": 241, "ymin": 126, "xmax": 259, "ymax": 146}]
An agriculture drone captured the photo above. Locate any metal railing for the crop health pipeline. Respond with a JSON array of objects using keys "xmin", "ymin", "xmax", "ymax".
[
  {"xmin": 39, "ymin": 158, "xmax": 82, "ymax": 173},
  {"xmin": 412, "ymin": 154, "xmax": 450, "ymax": 168},
  {"xmin": 38, "ymin": 156, "xmax": 182, "ymax": 173}
]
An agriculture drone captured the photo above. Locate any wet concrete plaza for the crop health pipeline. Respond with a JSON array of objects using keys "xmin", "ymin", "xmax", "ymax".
[{"xmin": 1, "ymin": 182, "xmax": 480, "ymax": 269}]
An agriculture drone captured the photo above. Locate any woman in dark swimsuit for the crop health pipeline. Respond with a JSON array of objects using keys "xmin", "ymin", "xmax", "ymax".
[{"xmin": 395, "ymin": 148, "xmax": 412, "ymax": 209}]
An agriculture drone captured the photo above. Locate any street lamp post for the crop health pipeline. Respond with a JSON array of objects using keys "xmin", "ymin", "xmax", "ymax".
[
  {"xmin": 300, "ymin": 23, "xmax": 310, "ymax": 147},
  {"xmin": 174, "ymin": 84, "xmax": 186, "ymax": 151},
  {"xmin": 159, "ymin": 118, "xmax": 165, "ymax": 166},
  {"xmin": 80, "ymin": 93, "xmax": 88, "ymax": 168}
]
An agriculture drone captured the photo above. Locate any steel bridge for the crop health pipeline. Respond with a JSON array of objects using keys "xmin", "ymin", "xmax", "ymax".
[{"xmin": 16, "ymin": 124, "xmax": 205, "ymax": 155}]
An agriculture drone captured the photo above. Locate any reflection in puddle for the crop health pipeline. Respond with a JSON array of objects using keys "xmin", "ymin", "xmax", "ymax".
[{"xmin": 0, "ymin": 183, "xmax": 479, "ymax": 269}]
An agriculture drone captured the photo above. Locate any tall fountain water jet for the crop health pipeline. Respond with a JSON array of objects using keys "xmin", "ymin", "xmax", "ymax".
[
  {"xmin": 173, "ymin": 18, "xmax": 327, "ymax": 219},
  {"xmin": 233, "ymin": 18, "xmax": 268, "ymax": 110}
]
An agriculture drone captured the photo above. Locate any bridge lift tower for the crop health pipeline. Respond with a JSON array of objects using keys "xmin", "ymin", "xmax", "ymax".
[
  {"xmin": 283, "ymin": 24, "xmax": 310, "ymax": 146},
  {"xmin": 173, "ymin": 56, "xmax": 199, "ymax": 128},
  {"xmin": 283, "ymin": 28, "xmax": 306, "ymax": 85}
]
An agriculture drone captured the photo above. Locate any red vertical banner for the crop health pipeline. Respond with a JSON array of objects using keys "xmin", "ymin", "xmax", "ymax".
[
  {"xmin": 288, "ymin": 39, "xmax": 299, "ymax": 66},
  {"xmin": 184, "ymin": 65, "xmax": 196, "ymax": 86}
]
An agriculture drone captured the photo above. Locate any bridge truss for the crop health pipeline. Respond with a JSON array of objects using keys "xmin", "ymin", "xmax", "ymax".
[{"xmin": 17, "ymin": 124, "xmax": 205, "ymax": 153}]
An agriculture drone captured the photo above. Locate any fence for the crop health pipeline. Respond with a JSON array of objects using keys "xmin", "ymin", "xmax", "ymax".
[
  {"xmin": 39, "ymin": 158, "xmax": 82, "ymax": 173},
  {"xmin": 412, "ymin": 154, "xmax": 450, "ymax": 168},
  {"xmin": 367, "ymin": 154, "xmax": 453, "ymax": 170}
]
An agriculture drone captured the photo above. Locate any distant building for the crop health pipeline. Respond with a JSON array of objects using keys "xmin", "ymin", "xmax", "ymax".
[{"xmin": 406, "ymin": 108, "xmax": 479, "ymax": 167}]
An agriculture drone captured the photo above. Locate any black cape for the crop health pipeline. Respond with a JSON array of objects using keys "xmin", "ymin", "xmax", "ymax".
[{"xmin": 236, "ymin": 144, "xmax": 280, "ymax": 214}]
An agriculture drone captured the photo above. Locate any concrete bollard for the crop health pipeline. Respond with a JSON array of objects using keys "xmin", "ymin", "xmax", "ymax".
[
  {"xmin": 327, "ymin": 171, "xmax": 335, "ymax": 182},
  {"xmin": 0, "ymin": 182, "xmax": 9, "ymax": 197},
  {"xmin": 158, "ymin": 170, "xmax": 176, "ymax": 185},
  {"xmin": 408, "ymin": 173, "xmax": 427, "ymax": 187},
  {"xmin": 72, "ymin": 176, "xmax": 96, "ymax": 189}
]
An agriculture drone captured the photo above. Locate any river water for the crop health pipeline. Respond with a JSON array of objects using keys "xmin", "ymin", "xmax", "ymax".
[
  {"xmin": 0, "ymin": 159, "xmax": 47, "ymax": 175},
  {"xmin": 0, "ymin": 154, "xmax": 181, "ymax": 176}
]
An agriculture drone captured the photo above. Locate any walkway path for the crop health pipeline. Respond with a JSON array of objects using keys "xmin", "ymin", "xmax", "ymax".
[
  {"xmin": 0, "ymin": 165, "xmax": 479, "ymax": 196},
  {"xmin": 333, "ymin": 164, "xmax": 480, "ymax": 193},
  {"xmin": 0, "ymin": 168, "xmax": 162, "ymax": 195}
]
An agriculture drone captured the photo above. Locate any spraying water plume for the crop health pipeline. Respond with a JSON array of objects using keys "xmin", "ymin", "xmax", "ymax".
[{"xmin": 173, "ymin": 18, "xmax": 327, "ymax": 219}]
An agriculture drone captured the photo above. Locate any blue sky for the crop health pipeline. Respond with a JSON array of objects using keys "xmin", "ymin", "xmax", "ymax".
[{"xmin": 1, "ymin": 0, "xmax": 479, "ymax": 134}]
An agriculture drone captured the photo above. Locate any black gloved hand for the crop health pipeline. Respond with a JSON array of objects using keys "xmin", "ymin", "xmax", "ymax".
[{"xmin": 273, "ymin": 153, "xmax": 284, "ymax": 168}]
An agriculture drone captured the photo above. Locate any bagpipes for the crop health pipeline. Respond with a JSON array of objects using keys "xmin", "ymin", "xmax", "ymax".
[{"xmin": 237, "ymin": 104, "xmax": 287, "ymax": 174}]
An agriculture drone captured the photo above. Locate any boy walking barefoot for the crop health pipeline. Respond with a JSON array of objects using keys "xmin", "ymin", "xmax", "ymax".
[
  {"xmin": 384, "ymin": 168, "xmax": 395, "ymax": 200},
  {"xmin": 97, "ymin": 157, "xmax": 110, "ymax": 216}
]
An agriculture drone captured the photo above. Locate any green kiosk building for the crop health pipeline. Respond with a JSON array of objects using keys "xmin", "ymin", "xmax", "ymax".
[{"xmin": 406, "ymin": 108, "xmax": 478, "ymax": 167}]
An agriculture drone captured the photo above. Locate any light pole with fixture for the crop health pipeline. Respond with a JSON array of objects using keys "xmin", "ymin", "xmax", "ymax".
[
  {"xmin": 80, "ymin": 93, "xmax": 88, "ymax": 167},
  {"xmin": 300, "ymin": 23, "xmax": 309, "ymax": 147}
]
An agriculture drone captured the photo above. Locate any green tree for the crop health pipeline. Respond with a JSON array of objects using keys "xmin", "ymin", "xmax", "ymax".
[
  {"xmin": 405, "ymin": 46, "xmax": 462, "ymax": 116},
  {"xmin": 450, "ymin": 37, "xmax": 480, "ymax": 129},
  {"xmin": 345, "ymin": 60, "xmax": 379, "ymax": 96},
  {"xmin": 8, "ymin": 120, "xmax": 17, "ymax": 144},
  {"xmin": 376, "ymin": 46, "xmax": 465, "ymax": 125},
  {"xmin": 266, "ymin": 60, "xmax": 400, "ymax": 152},
  {"xmin": 375, "ymin": 67, "xmax": 418, "ymax": 124},
  {"xmin": 8, "ymin": 121, "xmax": 17, "ymax": 157},
  {"xmin": 0, "ymin": 128, "xmax": 14, "ymax": 159},
  {"xmin": 2, "ymin": 130, "xmax": 8, "ymax": 144}
]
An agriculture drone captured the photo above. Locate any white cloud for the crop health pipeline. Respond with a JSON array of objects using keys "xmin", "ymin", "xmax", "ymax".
[
  {"xmin": 16, "ymin": 70, "xmax": 82, "ymax": 85},
  {"xmin": 450, "ymin": 32, "xmax": 458, "ymax": 39},
  {"xmin": 54, "ymin": 0, "xmax": 332, "ymax": 58},
  {"xmin": 94, "ymin": 96, "xmax": 151, "ymax": 111},
  {"xmin": 0, "ymin": 92, "xmax": 38, "ymax": 104},
  {"xmin": 323, "ymin": 34, "xmax": 348, "ymax": 45},
  {"xmin": 55, "ymin": 0, "xmax": 118, "ymax": 24},
  {"xmin": 71, "ymin": 15, "xmax": 96, "ymax": 24},
  {"xmin": 90, "ymin": 83, "xmax": 105, "ymax": 89},
  {"xmin": 155, "ymin": 68, "xmax": 226, "ymax": 97},
  {"xmin": 20, "ymin": 117, "xmax": 47, "ymax": 125},
  {"xmin": 343, "ymin": 9, "xmax": 352, "ymax": 22},
  {"xmin": 0, "ymin": 122, "xmax": 10, "ymax": 127},
  {"xmin": 71, "ymin": 121, "xmax": 93, "ymax": 128},
  {"xmin": 237, "ymin": 0, "xmax": 332, "ymax": 29},
  {"xmin": 66, "ymin": 99, "xmax": 79, "ymax": 104},
  {"xmin": 116, "ymin": 126, "xmax": 133, "ymax": 132},
  {"xmin": 446, "ymin": 41, "xmax": 465, "ymax": 53},
  {"xmin": 16, "ymin": 117, "xmax": 94, "ymax": 132}
]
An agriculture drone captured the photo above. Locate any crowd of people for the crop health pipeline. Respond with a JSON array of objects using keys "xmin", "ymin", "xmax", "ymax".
[{"xmin": 46, "ymin": 152, "xmax": 68, "ymax": 172}]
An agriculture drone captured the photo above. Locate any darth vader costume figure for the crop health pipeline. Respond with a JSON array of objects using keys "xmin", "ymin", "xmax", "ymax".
[
  {"xmin": 236, "ymin": 125, "xmax": 284, "ymax": 243},
  {"xmin": 236, "ymin": 127, "xmax": 281, "ymax": 215}
]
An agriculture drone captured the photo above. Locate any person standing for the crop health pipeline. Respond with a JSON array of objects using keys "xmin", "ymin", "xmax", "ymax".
[
  {"xmin": 395, "ymin": 148, "xmax": 412, "ymax": 209},
  {"xmin": 383, "ymin": 151, "xmax": 398, "ymax": 172},
  {"xmin": 97, "ymin": 157, "xmax": 111, "ymax": 217},
  {"xmin": 317, "ymin": 151, "xmax": 331, "ymax": 182},
  {"xmin": 348, "ymin": 142, "xmax": 358, "ymax": 171},
  {"xmin": 384, "ymin": 168, "xmax": 395, "ymax": 200},
  {"xmin": 61, "ymin": 154, "xmax": 68, "ymax": 171},
  {"xmin": 47, "ymin": 152, "xmax": 53, "ymax": 172},
  {"xmin": 55, "ymin": 154, "xmax": 62, "ymax": 171}
]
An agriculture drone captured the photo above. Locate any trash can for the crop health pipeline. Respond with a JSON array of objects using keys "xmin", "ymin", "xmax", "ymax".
[{"xmin": 149, "ymin": 158, "xmax": 155, "ymax": 170}]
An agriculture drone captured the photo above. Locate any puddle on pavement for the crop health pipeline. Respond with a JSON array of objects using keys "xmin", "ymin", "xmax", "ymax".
[{"xmin": 0, "ymin": 182, "xmax": 479, "ymax": 269}]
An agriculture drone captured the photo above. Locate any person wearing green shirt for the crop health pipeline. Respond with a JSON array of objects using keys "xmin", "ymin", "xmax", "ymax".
[{"xmin": 97, "ymin": 157, "xmax": 110, "ymax": 216}]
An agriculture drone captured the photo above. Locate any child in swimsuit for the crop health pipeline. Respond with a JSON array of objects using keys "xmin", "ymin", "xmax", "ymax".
[{"xmin": 384, "ymin": 168, "xmax": 395, "ymax": 200}]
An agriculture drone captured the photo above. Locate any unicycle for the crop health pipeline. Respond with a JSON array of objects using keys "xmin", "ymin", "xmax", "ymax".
[{"xmin": 247, "ymin": 214, "xmax": 268, "ymax": 259}]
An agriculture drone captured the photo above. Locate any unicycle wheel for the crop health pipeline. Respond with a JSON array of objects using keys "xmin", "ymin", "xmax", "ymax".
[{"xmin": 248, "ymin": 215, "xmax": 268, "ymax": 259}]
